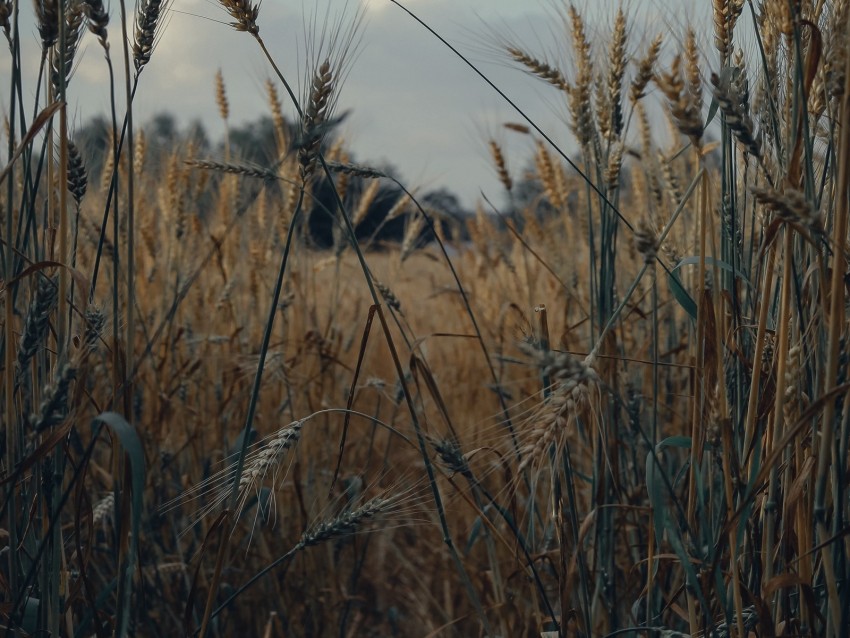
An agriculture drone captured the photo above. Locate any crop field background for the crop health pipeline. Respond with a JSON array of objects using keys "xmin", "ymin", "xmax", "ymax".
[{"xmin": 2, "ymin": 0, "xmax": 850, "ymax": 636}]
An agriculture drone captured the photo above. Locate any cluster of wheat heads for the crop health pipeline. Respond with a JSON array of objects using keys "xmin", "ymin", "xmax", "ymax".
[{"xmin": 3, "ymin": 0, "xmax": 850, "ymax": 635}]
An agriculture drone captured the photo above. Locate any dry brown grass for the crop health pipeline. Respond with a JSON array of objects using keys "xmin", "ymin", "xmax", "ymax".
[{"xmin": 5, "ymin": 1, "xmax": 850, "ymax": 635}]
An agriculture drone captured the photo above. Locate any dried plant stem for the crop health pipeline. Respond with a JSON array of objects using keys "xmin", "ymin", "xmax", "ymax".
[
  {"xmin": 813, "ymin": 43, "xmax": 850, "ymax": 635},
  {"xmin": 742, "ymin": 241, "xmax": 777, "ymax": 464},
  {"xmin": 3, "ymin": 0, "xmax": 17, "ymax": 603},
  {"xmin": 686, "ymin": 169, "xmax": 709, "ymax": 635},
  {"xmin": 763, "ymin": 228, "xmax": 793, "ymax": 592}
]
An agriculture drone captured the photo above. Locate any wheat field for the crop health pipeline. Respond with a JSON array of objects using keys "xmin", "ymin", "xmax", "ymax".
[{"xmin": 2, "ymin": 0, "xmax": 850, "ymax": 635}]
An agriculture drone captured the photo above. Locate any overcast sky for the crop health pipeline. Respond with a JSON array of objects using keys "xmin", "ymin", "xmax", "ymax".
[{"xmin": 2, "ymin": 0, "xmax": 714, "ymax": 208}]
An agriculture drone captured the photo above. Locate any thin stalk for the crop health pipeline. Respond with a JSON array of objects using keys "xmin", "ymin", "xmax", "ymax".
[
  {"xmin": 3, "ymin": 0, "xmax": 19, "ymax": 612},
  {"xmin": 590, "ymin": 168, "xmax": 704, "ymax": 360},
  {"xmin": 763, "ymin": 227, "xmax": 793, "ymax": 605},
  {"xmin": 251, "ymin": 32, "xmax": 495, "ymax": 633},
  {"xmin": 813, "ymin": 36, "xmax": 850, "ymax": 634},
  {"xmin": 118, "ymin": 0, "xmax": 135, "ymax": 415}
]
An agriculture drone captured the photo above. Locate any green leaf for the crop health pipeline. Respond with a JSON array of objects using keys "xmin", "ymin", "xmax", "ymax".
[
  {"xmin": 667, "ymin": 270, "xmax": 698, "ymax": 320},
  {"xmin": 673, "ymin": 255, "xmax": 751, "ymax": 286},
  {"xmin": 92, "ymin": 412, "xmax": 145, "ymax": 638},
  {"xmin": 655, "ymin": 436, "xmax": 692, "ymax": 452},
  {"xmin": 704, "ymin": 94, "xmax": 719, "ymax": 131}
]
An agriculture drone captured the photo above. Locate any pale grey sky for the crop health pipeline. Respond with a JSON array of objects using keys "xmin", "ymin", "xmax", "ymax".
[{"xmin": 2, "ymin": 0, "xmax": 715, "ymax": 208}]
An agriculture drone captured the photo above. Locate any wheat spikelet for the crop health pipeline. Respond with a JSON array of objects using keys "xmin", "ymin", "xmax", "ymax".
[
  {"xmin": 385, "ymin": 192, "xmax": 411, "ymax": 222},
  {"xmin": 99, "ymin": 131, "xmax": 116, "ymax": 192},
  {"xmin": 825, "ymin": 0, "xmax": 849, "ymax": 101},
  {"xmin": 92, "ymin": 493, "xmax": 114, "ymax": 525},
  {"xmin": 0, "ymin": 1, "xmax": 10, "ymax": 38},
  {"xmin": 517, "ymin": 345, "xmax": 599, "ymax": 473},
  {"xmin": 488, "ymin": 139, "xmax": 512, "ymax": 192},
  {"xmin": 506, "ymin": 47, "xmax": 568, "ymax": 91},
  {"xmin": 82, "ymin": 305, "xmax": 107, "ymax": 351},
  {"xmin": 30, "ymin": 360, "xmax": 77, "ymax": 432},
  {"xmin": 566, "ymin": 4, "xmax": 595, "ymax": 148},
  {"xmin": 34, "ymin": 0, "xmax": 59, "ymax": 49},
  {"xmin": 630, "ymin": 34, "xmax": 662, "ymax": 104},
  {"xmin": 219, "ymin": 0, "xmax": 259, "ymax": 35},
  {"xmin": 401, "ymin": 213, "xmax": 425, "ymax": 262},
  {"xmin": 655, "ymin": 54, "xmax": 703, "ymax": 145},
  {"xmin": 710, "ymin": 70, "xmax": 761, "ymax": 157},
  {"xmin": 51, "ymin": 1, "xmax": 85, "ymax": 94},
  {"xmin": 81, "ymin": 0, "xmax": 109, "ymax": 48},
  {"xmin": 351, "ymin": 179, "xmax": 380, "ymax": 228},
  {"xmin": 236, "ymin": 421, "xmax": 303, "ymax": 512},
  {"xmin": 265, "ymin": 78, "xmax": 288, "ymax": 154},
  {"xmin": 534, "ymin": 140, "xmax": 563, "ymax": 209},
  {"xmin": 633, "ymin": 218, "xmax": 658, "ymax": 264},
  {"xmin": 299, "ymin": 59, "xmax": 334, "ymax": 182},
  {"xmin": 374, "ymin": 280, "xmax": 401, "ymax": 312},
  {"xmin": 215, "ymin": 69, "xmax": 229, "ymax": 121},
  {"xmin": 684, "ymin": 28, "xmax": 703, "ymax": 113},
  {"xmin": 605, "ymin": 143, "xmax": 623, "ymax": 189},
  {"xmin": 605, "ymin": 7, "xmax": 627, "ymax": 139},
  {"xmin": 133, "ymin": 0, "xmax": 167, "ymax": 73},
  {"xmin": 713, "ymin": 0, "xmax": 744, "ymax": 64},
  {"xmin": 186, "ymin": 158, "xmax": 278, "ymax": 181},
  {"xmin": 17, "ymin": 275, "xmax": 58, "ymax": 375},
  {"xmin": 296, "ymin": 495, "xmax": 394, "ymax": 550},
  {"xmin": 134, "ymin": 129, "xmax": 146, "ymax": 171},
  {"xmin": 67, "ymin": 140, "xmax": 88, "ymax": 206},
  {"xmin": 751, "ymin": 185, "xmax": 821, "ymax": 233},
  {"xmin": 504, "ymin": 122, "xmax": 530, "ymax": 134},
  {"xmin": 325, "ymin": 161, "xmax": 386, "ymax": 180}
]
